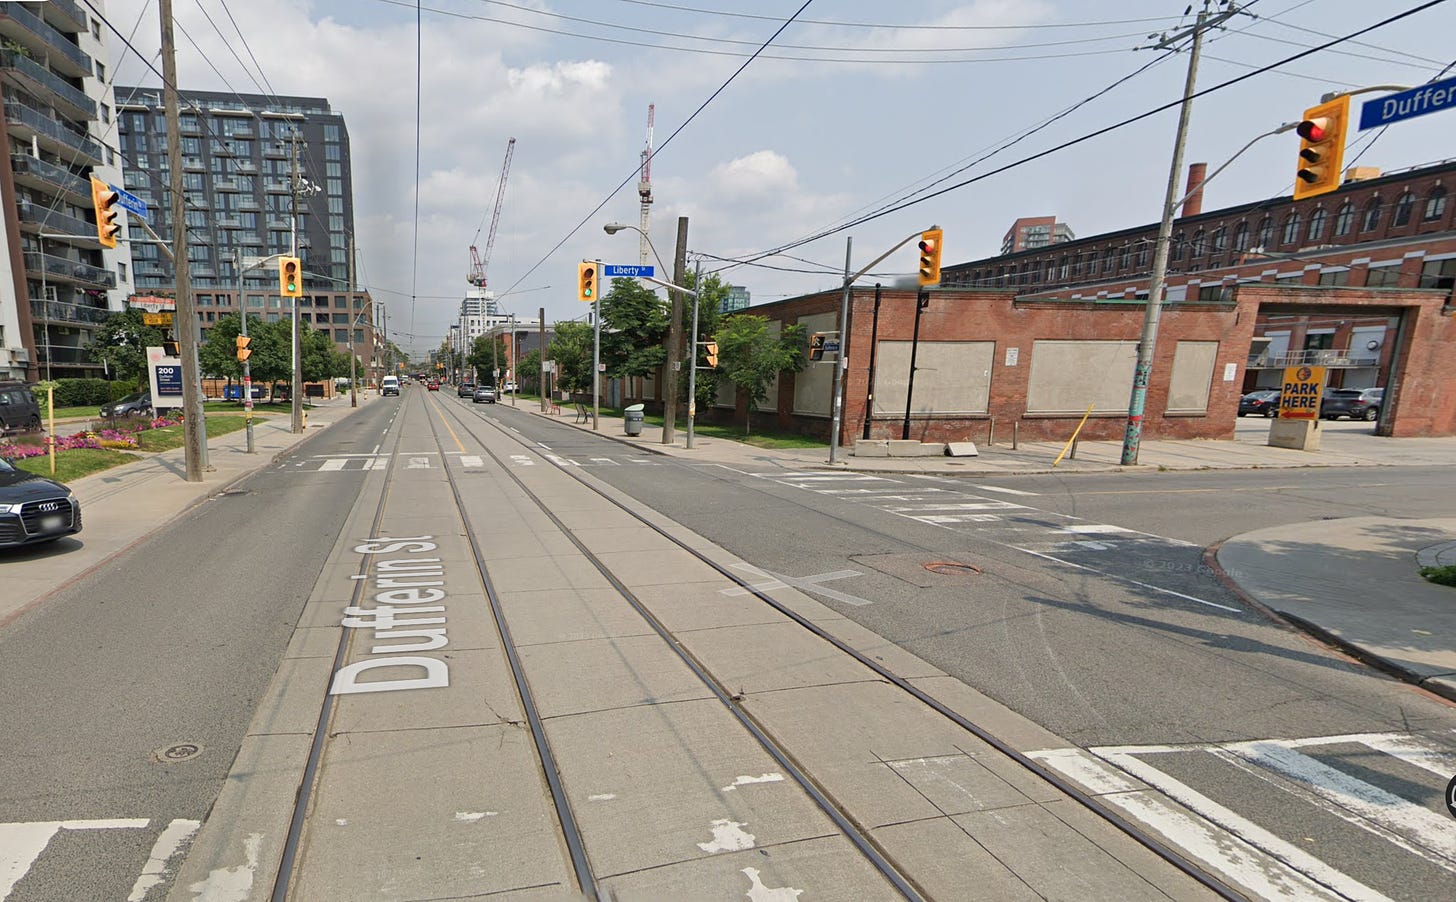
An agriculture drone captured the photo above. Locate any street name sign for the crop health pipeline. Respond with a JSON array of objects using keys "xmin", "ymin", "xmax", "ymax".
[
  {"xmin": 111, "ymin": 184, "xmax": 149, "ymax": 219},
  {"xmin": 1358, "ymin": 76, "xmax": 1456, "ymax": 130},
  {"xmin": 603, "ymin": 264, "xmax": 655, "ymax": 278}
]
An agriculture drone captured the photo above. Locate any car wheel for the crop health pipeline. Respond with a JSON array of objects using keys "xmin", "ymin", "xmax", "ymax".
[
  {"xmin": 1265, "ymin": 408, "xmax": 1277, "ymax": 418},
  {"xmin": 1362, "ymin": 407, "xmax": 1379, "ymax": 421},
  {"xmin": 1237, "ymin": 412, "xmax": 1246, "ymax": 417},
  {"xmin": 27, "ymin": 415, "xmax": 41, "ymax": 430}
]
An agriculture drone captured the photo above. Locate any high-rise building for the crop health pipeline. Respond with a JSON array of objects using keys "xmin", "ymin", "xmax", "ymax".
[
  {"xmin": 1001, "ymin": 216, "xmax": 1075, "ymax": 256},
  {"xmin": 113, "ymin": 87, "xmax": 372, "ymax": 372},
  {"xmin": 721, "ymin": 284, "xmax": 749, "ymax": 313},
  {"xmin": 0, "ymin": 0, "xmax": 134, "ymax": 381}
]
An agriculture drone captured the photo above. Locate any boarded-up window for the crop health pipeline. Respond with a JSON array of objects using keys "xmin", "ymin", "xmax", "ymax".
[
  {"xmin": 1166, "ymin": 340, "xmax": 1218, "ymax": 414},
  {"xmin": 1026, "ymin": 340, "xmax": 1137, "ymax": 414},
  {"xmin": 792, "ymin": 311, "xmax": 838, "ymax": 415},
  {"xmin": 873, "ymin": 341, "xmax": 994, "ymax": 415}
]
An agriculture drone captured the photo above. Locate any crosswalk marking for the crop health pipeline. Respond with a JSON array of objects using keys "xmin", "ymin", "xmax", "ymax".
[
  {"xmin": 367, "ymin": 457, "xmax": 388, "ymax": 470},
  {"xmin": 319, "ymin": 458, "xmax": 347, "ymax": 471},
  {"xmin": 460, "ymin": 455, "xmax": 483, "ymax": 468},
  {"xmin": 973, "ymin": 484, "xmax": 1040, "ymax": 496}
]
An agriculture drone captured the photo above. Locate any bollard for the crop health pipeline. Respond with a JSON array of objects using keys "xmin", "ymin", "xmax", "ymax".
[
  {"xmin": 988, "ymin": 417, "xmax": 995, "ymax": 447},
  {"xmin": 1070, "ymin": 436, "xmax": 1079, "ymax": 459},
  {"xmin": 1012, "ymin": 420, "xmax": 1019, "ymax": 450}
]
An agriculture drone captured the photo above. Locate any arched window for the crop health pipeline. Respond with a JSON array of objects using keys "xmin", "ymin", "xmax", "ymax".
[
  {"xmin": 1281, "ymin": 212, "xmax": 1301, "ymax": 245},
  {"xmin": 1120, "ymin": 244, "xmax": 1133, "ymax": 269},
  {"xmin": 1190, "ymin": 230, "xmax": 1205, "ymax": 256},
  {"xmin": 1212, "ymin": 226, "xmax": 1228, "ymax": 252},
  {"xmin": 1257, "ymin": 217, "xmax": 1274, "ymax": 248},
  {"xmin": 1424, "ymin": 186, "xmax": 1448, "ymax": 222},
  {"xmin": 1307, "ymin": 208, "xmax": 1327, "ymax": 241},
  {"xmin": 1170, "ymin": 231, "xmax": 1184, "ymax": 261},
  {"xmin": 1044, "ymin": 259, "xmax": 1056, "ymax": 282},
  {"xmin": 1233, "ymin": 221, "xmax": 1249, "ymax": 251},
  {"xmin": 1088, "ymin": 252, "xmax": 1100, "ymax": 276},
  {"xmin": 1104, "ymin": 246, "xmax": 1117, "ymax": 272},
  {"xmin": 1391, "ymin": 191, "xmax": 1415, "ymax": 228},
  {"xmin": 1334, "ymin": 202, "xmax": 1354, "ymax": 236},
  {"xmin": 1137, "ymin": 243, "xmax": 1150, "ymax": 267},
  {"xmin": 1361, "ymin": 197, "xmax": 1383, "ymax": 232}
]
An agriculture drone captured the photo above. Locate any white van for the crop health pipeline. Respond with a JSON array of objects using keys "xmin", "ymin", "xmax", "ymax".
[{"xmin": 381, "ymin": 375, "xmax": 400, "ymax": 396}]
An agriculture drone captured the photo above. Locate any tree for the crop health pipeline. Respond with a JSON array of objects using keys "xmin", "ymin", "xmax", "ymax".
[
  {"xmin": 714, "ymin": 314, "xmax": 806, "ymax": 435},
  {"xmin": 682, "ymin": 268, "xmax": 731, "ymax": 413},
  {"xmin": 467, "ymin": 332, "xmax": 508, "ymax": 383},
  {"xmin": 547, "ymin": 321, "xmax": 594, "ymax": 395},
  {"xmin": 599, "ymin": 277, "xmax": 668, "ymax": 378},
  {"xmin": 300, "ymin": 324, "xmax": 350, "ymax": 382},
  {"xmin": 517, "ymin": 348, "xmax": 541, "ymax": 394},
  {"xmin": 88, "ymin": 308, "xmax": 164, "ymax": 386}
]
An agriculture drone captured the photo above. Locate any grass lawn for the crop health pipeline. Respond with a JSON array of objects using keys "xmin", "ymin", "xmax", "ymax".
[
  {"xmin": 40, "ymin": 405, "xmax": 105, "ymax": 420},
  {"xmin": 136, "ymin": 415, "xmax": 250, "ymax": 452},
  {"xmin": 16, "ymin": 448, "xmax": 139, "ymax": 482}
]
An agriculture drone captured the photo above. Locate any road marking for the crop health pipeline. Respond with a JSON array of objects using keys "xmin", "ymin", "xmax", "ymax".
[
  {"xmin": 884, "ymin": 501, "xmax": 1029, "ymax": 512},
  {"xmin": 407, "ymin": 457, "xmax": 431, "ymax": 469},
  {"xmin": 127, "ymin": 818, "xmax": 199, "ymax": 902},
  {"xmin": 1010, "ymin": 546, "xmax": 1241, "ymax": 612},
  {"xmin": 319, "ymin": 458, "xmax": 347, "ymax": 471},
  {"xmin": 972, "ymin": 484, "xmax": 1041, "ymax": 496},
  {"xmin": 722, "ymin": 564, "xmax": 872, "ymax": 606},
  {"xmin": 546, "ymin": 454, "xmax": 579, "ymax": 467},
  {"xmin": 459, "ymin": 455, "xmax": 483, "ymax": 468},
  {"xmin": 1, "ymin": 819, "xmax": 150, "ymax": 898},
  {"xmin": 509, "ymin": 455, "xmax": 535, "ymax": 467},
  {"xmin": 588, "ymin": 457, "xmax": 619, "ymax": 466},
  {"xmin": 1059, "ymin": 523, "xmax": 1136, "ymax": 534},
  {"xmin": 367, "ymin": 457, "xmax": 389, "ymax": 470}
]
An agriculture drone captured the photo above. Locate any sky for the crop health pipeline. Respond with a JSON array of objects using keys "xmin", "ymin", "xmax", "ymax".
[{"xmin": 100, "ymin": 0, "xmax": 1456, "ymax": 357}]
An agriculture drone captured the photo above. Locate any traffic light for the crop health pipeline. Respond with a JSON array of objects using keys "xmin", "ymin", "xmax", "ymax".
[
  {"xmin": 809, "ymin": 333, "xmax": 825, "ymax": 362},
  {"xmin": 917, "ymin": 228, "xmax": 943, "ymax": 287},
  {"xmin": 1293, "ymin": 95, "xmax": 1350, "ymax": 200},
  {"xmin": 162, "ymin": 340, "xmax": 180, "ymax": 356},
  {"xmin": 90, "ymin": 177, "xmax": 120, "ymax": 248},
  {"xmin": 236, "ymin": 335, "xmax": 252, "ymax": 362},
  {"xmin": 577, "ymin": 261, "xmax": 597, "ymax": 302},
  {"xmin": 279, "ymin": 256, "xmax": 303, "ymax": 297},
  {"xmin": 704, "ymin": 341, "xmax": 718, "ymax": 367}
]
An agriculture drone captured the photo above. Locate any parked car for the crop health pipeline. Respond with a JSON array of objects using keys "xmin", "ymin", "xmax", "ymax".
[
  {"xmin": 1238, "ymin": 389, "xmax": 1281, "ymax": 417},
  {"xmin": 1321, "ymin": 387, "xmax": 1384, "ymax": 421},
  {"xmin": 0, "ymin": 456, "xmax": 81, "ymax": 548},
  {"xmin": 0, "ymin": 382, "xmax": 41, "ymax": 433},
  {"xmin": 457, "ymin": 382, "xmax": 476, "ymax": 397},
  {"xmin": 100, "ymin": 391, "xmax": 152, "ymax": 418},
  {"xmin": 472, "ymin": 385, "xmax": 497, "ymax": 404},
  {"xmin": 503, "ymin": 380, "xmax": 518, "ymax": 393}
]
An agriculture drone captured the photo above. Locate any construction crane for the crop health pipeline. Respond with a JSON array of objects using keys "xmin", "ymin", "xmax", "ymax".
[
  {"xmin": 637, "ymin": 105, "xmax": 654, "ymax": 267},
  {"xmin": 468, "ymin": 137, "xmax": 516, "ymax": 288}
]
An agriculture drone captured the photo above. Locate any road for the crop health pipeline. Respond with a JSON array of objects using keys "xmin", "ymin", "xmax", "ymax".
[{"xmin": 2, "ymin": 394, "xmax": 1453, "ymax": 900}]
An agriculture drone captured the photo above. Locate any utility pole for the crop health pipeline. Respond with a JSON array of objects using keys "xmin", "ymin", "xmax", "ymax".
[
  {"xmin": 686, "ymin": 259, "xmax": 701, "ymax": 449},
  {"xmin": 538, "ymin": 307, "xmax": 547, "ymax": 412},
  {"xmin": 235, "ymin": 250, "xmax": 255, "ymax": 452},
  {"xmin": 1120, "ymin": 0, "xmax": 1239, "ymax": 465},
  {"xmin": 288, "ymin": 133, "xmax": 304, "ymax": 433},
  {"xmin": 348, "ymin": 231, "xmax": 358, "ymax": 407},
  {"xmin": 828, "ymin": 236, "xmax": 852, "ymax": 464},
  {"xmin": 662, "ymin": 216, "xmax": 687, "ymax": 445},
  {"xmin": 159, "ymin": 0, "xmax": 206, "ymax": 480}
]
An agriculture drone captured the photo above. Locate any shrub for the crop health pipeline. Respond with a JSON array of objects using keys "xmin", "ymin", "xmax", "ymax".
[
  {"xmin": 1420, "ymin": 565, "xmax": 1456, "ymax": 588},
  {"xmin": 42, "ymin": 378, "xmax": 114, "ymax": 407}
]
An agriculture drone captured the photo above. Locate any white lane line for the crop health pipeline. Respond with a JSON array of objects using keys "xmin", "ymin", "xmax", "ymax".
[
  {"xmin": 318, "ymin": 458, "xmax": 347, "ymax": 472},
  {"xmin": 588, "ymin": 457, "xmax": 619, "ymax": 466},
  {"xmin": 1059, "ymin": 524, "xmax": 1136, "ymax": 534},
  {"xmin": 973, "ymin": 484, "xmax": 1041, "ymax": 496},
  {"xmin": 1221, "ymin": 741, "xmax": 1456, "ymax": 870},
  {"xmin": 1010, "ymin": 546, "xmax": 1241, "ymax": 612},
  {"xmin": 722, "ymin": 563, "xmax": 872, "ymax": 606},
  {"xmin": 883, "ymin": 501, "xmax": 1029, "ymax": 512},
  {"xmin": 367, "ymin": 457, "xmax": 389, "ymax": 470},
  {"xmin": 1324, "ymin": 733, "xmax": 1456, "ymax": 778},
  {"xmin": 370, "ymin": 444, "xmax": 380, "ymax": 454},
  {"xmin": 2, "ymin": 820, "xmax": 150, "ymax": 898},
  {"xmin": 126, "ymin": 818, "xmax": 200, "ymax": 902},
  {"xmin": 1027, "ymin": 750, "xmax": 1355, "ymax": 901}
]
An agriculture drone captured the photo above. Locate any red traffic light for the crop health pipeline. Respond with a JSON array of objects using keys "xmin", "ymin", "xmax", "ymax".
[{"xmin": 1296, "ymin": 118, "xmax": 1328, "ymax": 142}]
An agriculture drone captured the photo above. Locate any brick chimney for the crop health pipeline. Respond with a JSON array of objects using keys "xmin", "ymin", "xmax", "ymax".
[{"xmin": 1182, "ymin": 162, "xmax": 1207, "ymax": 217}]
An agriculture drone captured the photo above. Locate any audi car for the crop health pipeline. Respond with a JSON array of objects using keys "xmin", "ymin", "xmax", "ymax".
[{"xmin": 0, "ymin": 457, "xmax": 81, "ymax": 548}]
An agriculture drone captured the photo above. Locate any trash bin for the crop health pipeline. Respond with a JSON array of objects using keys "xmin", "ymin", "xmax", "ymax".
[{"xmin": 624, "ymin": 403, "xmax": 645, "ymax": 437}]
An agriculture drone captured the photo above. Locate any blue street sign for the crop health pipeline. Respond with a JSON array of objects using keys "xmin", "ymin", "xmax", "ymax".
[
  {"xmin": 603, "ymin": 264, "xmax": 655, "ymax": 278},
  {"xmin": 111, "ymin": 184, "xmax": 149, "ymax": 219},
  {"xmin": 1358, "ymin": 76, "xmax": 1456, "ymax": 131}
]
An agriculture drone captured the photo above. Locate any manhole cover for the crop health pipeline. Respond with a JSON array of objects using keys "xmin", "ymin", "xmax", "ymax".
[
  {"xmin": 154, "ymin": 743, "xmax": 204, "ymax": 763},
  {"xmin": 924, "ymin": 561, "xmax": 982, "ymax": 576}
]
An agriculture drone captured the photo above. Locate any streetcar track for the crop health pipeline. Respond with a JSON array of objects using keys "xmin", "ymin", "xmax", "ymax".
[{"xmin": 436, "ymin": 395, "xmax": 1247, "ymax": 901}]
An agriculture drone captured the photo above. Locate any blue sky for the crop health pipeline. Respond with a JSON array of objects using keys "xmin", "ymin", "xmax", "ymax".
[{"xmin": 103, "ymin": 0, "xmax": 1456, "ymax": 356}]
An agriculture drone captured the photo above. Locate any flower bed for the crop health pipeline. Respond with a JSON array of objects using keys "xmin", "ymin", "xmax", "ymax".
[{"xmin": 0, "ymin": 416, "xmax": 181, "ymax": 460}]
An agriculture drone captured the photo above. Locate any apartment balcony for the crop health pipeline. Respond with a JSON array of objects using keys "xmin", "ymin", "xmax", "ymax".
[
  {"xmin": 42, "ymin": 0, "xmax": 88, "ymax": 33},
  {"xmin": 16, "ymin": 201, "xmax": 95, "ymax": 243},
  {"xmin": 214, "ymin": 178, "xmax": 242, "ymax": 192},
  {"xmin": 263, "ymin": 180, "xmax": 290, "ymax": 194},
  {"xmin": 1247, "ymin": 348, "xmax": 1380, "ymax": 370},
  {"xmin": 215, "ymin": 217, "xmax": 242, "ymax": 229},
  {"xmin": 10, "ymin": 153, "xmax": 90, "ymax": 204},
  {"xmin": 3, "ymin": 101, "xmax": 102, "ymax": 164},
  {"xmin": 234, "ymin": 161, "xmax": 258, "ymax": 173},
  {"xmin": 30, "ymin": 297, "xmax": 112, "ymax": 325},
  {"xmin": 23, "ymin": 251, "xmax": 117, "ymax": 289},
  {"xmin": 0, "ymin": 3, "xmax": 93, "ymax": 78},
  {"xmin": 34, "ymin": 344, "xmax": 98, "ymax": 366},
  {"xmin": 0, "ymin": 49, "xmax": 94, "ymax": 120}
]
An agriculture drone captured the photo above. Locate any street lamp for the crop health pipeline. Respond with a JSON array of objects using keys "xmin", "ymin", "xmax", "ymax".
[{"xmin": 603, "ymin": 223, "xmax": 701, "ymax": 447}]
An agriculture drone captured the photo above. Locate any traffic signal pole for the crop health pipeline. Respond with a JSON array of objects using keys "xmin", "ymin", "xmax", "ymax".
[{"xmin": 1120, "ymin": 1, "xmax": 1236, "ymax": 466}]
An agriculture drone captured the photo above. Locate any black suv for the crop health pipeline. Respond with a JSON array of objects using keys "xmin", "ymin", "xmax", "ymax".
[
  {"xmin": 0, "ymin": 382, "xmax": 41, "ymax": 433},
  {"xmin": 1320, "ymin": 387, "xmax": 1383, "ymax": 421},
  {"xmin": 0, "ymin": 456, "xmax": 81, "ymax": 548},
  {"xmin": 458, "ymin": 382, "xmax": 476, "ymax": 398}
]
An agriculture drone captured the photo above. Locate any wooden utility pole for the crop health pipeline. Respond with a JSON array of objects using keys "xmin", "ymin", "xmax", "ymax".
[
  {"xmin": 159, "ymin": 0, "xmax": 206, "ymax": 480},
  {"xmin": 662, "ymin": 216, "xmax": 687, "ymax": 444}
]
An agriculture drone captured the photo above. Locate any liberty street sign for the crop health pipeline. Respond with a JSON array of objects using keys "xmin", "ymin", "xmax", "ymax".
[{"xmin": 603, "ymin": 264, "xmax": 655, "ymax": 278}]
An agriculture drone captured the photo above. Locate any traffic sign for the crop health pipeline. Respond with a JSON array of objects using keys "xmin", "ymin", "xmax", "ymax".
[
  {"xmin": 603, "ymin": 264, "xmax": 654, "ymax": 278},
  {"xmin": 1359, "ymin": 76, "xmax": 1456, "ymax": 131},
  {"xmin": 111, "ymin": 184, "xmax": 149, "ymax": 219}
]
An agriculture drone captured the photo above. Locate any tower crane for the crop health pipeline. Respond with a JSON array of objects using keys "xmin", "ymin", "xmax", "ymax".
[
  {"xmin": 468, "ymin": 137, "xmax": 516, "ymax": 288},
  {"xmin": 637, "ymin": 104, "xmax": 654, "ymax": 267}
]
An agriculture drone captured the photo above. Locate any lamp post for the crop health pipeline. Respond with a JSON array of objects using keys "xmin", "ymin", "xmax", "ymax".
[{"xmin": 603, "ymin": 222, "xmax": 698, "ymax": 444}]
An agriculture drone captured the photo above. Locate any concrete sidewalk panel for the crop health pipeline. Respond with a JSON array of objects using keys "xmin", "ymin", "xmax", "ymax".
[
  {"xmin": 329, "ymin": 646, "xmax": 520, "ymax": 733},
  {"xmin": 681, "ymin": 621, "xmax": 882, "ymax": 694},
  {"xmin": 499, "ymin": 586, "xmax": 658, "ymax": 646},
  {"xmin": 291, "ymin": 724, "xmax": 572, "ymax": 901},
  {"xmin": 874, "ymin": 817, "xmax": 1043, "ymax": 901},
  {"xmin": 630, "ymin": 580, "xmax": 813, "ymax": 633},
  {"xmin": 543, "ymin": 699, "xmax": 839, "ymax": 880},
  {"xmin": 517, "ymin": 634, "xmax": 716, "ymax": 717},
  {"xmin": 600, "ymin": 546, "xmax": 721, "ymax": 587}
]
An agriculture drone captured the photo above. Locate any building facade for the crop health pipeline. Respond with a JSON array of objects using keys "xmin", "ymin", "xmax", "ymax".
[
  {"xmin": 113, "ymin": 86, "xmax": 372, "ymax": 374},
  {"xmin": 722, "ymin": 284, "xmax": 749, "ymax": 314},
  {"xmin": 1000, "ymin": 216, "xmax": 1075, "ymax": 255},
  {"xmin": 1, "ymin": 0, "xmax": 134, "ymax": 381}
]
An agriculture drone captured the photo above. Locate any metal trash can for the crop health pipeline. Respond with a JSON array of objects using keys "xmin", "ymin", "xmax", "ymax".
[{"xmin": 624, "ymin": 403, "xmax": 645, "ymax": 437}]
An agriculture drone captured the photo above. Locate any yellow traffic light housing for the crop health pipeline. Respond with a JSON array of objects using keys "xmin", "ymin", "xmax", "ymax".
[
  {"xmin": 236, "ymin": 335, "xmax": 252, "ymax": 362},
  {"xmin": 809, "ymin": 333, "xmax": 826, "ymax": 362},
  {"xmin": 279, "ymin": 256, "xmax": 303, "ymax": 297},
  {"xmin": 704, "ymin": 341, "xmax": 718, "ymax": 367},
  {"xmin": 577, "ymin": 262, "xmax": 597, "ymax": 302},
  {"xmin": 90, "ymin": 176, "xmax": 120, "ymax": 248},
  {"xmin": 917, "ymin": 228, "xmax": 943, "ymax": 286},
  {"xmin": 1293, "ymin": 95, "xmax": 1350, "ymax": 200}
]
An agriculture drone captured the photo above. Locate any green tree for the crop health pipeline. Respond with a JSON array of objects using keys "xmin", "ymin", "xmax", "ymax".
[
  {"xmin": 599, "ymin": 277, "xmax": 668, "ymax": 378},
  {"xmin": 548, "ymin": 321, "xmax": 594, "ymax": 395},
  {"xmin": 682, "ymin": 268, "xmax": 730, "ymax": 412},
  {"xmin": 87, "ymin": 308, "xmax": 164, "ymax": 386},
  {"xmin": 714, "ymin": 314, "xmax": 806, "ymax": 435},
  {"xmin": 301, "ymin": 324, "xmax": 350, "ymax": 382},
  {"xmin": 517, "ymin": 348, "xmax": 541, "ymax": 394},
  {"xmin": 467, "ymin": 333, "xmax": 508, "ymax": 383}
]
